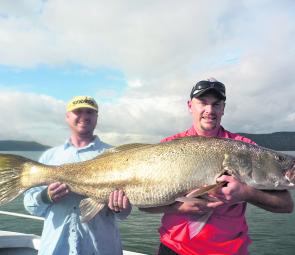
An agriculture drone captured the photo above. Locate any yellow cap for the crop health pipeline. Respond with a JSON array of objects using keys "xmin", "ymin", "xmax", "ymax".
[{"xmin": 66, "ymin": 96, "xmax": 98, "ymax": 112}]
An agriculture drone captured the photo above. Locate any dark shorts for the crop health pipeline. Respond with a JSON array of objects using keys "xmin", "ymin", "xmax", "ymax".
[{"xmin": 158, "ymin": 243, "xmax": 179, "ymax": 255}]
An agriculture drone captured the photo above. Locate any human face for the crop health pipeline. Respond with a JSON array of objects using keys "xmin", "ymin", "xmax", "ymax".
[
  {"xmin": 188, "ymin": 93, "xmax": 225, "ymax": 135},
  {"xmin": 66, "ymin": 108, "xmax": 98, "ymax": 137}
]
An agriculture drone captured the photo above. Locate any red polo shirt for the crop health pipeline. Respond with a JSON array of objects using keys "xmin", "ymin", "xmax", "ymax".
[{"xmin": 159, "ymin": 126, "xmax": 255, "ymax": 255}]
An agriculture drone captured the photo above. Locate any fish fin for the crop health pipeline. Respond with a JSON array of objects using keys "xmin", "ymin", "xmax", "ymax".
[
  {"xmin": 176, "ymin": 195, "xmax": 220, "ymax": 203},
  {"xmin": 167, "ymin": 136, "xmax": 199, "ymax": 142},
  {"xmin": 0, "ymin": 154, "xmax": 34, "ymax": 205},
  {"xmin": 185, "ymin": 182, "xmax": 227, "ymax": 198},
  {"xmin": 187, "ymin": 212, "xmax": 213, "ymax": 239},
  {"xmin": 93, "ymin": 143, "xmax": 153, "ymax": 159},
  {"xmin": 198, "ymin": 194, "xmax": 221, "ymax": 202},
  {"xmin": 79, "ymin": 198, "xmax": 105, "ymax": 222},
  {"xmin": 175, "ymin": 197, "xmax": 206, "ymax": 203}
]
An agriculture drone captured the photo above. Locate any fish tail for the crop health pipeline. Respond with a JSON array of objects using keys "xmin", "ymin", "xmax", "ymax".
[{"xmin": 0, "ymin": 154, "xmax": 37, "ymax": 205}]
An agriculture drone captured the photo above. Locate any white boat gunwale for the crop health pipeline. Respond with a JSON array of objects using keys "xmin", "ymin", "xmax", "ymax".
[{"xmin": 0, "ymin": 210, "xmax": 146, "ymax": 255}]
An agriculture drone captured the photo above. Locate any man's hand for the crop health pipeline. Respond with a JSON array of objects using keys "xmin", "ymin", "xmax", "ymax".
[
  {"xmin": 213, "ymin": 175, "xmax": 249, "ymax": 204},
  {"xmin": 47, "ymin": 182, "xmax": 70, "ymax": 203},
  {"xmin": 108, "ymin": 190, "xmax": 131, "ymax": 213},
  {"xmin": 169, "ymin": 198, "xmax": 225, "ymax": 214}
]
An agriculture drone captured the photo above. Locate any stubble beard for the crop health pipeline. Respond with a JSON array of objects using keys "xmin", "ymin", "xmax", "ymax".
[
  {"xmin": 200, "ymin": 116, "xmax": 218, "ymax": 131},
  {"xmin": 200, "ymin": 123, "xmax": 217, "ymax": 131}
]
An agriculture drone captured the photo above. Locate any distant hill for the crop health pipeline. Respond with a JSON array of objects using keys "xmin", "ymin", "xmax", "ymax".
[
  {"xmin": 238, "ymin": 132, "xmax": 295, "ymax": 151},
  {"xmin": 0, "ymin": 140, "xmax": 50, "ymax": 151},
  {"xmin": 1, "ymin": 132, "xmax": 295, "ymax": 151}
]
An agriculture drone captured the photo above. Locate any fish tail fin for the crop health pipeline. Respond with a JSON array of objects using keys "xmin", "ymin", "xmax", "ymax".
[{"xmin": 0, "ymin": 154, "xmax": 36, "ymax": 205}]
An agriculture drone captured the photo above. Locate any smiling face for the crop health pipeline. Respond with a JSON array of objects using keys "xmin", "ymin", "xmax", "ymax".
[
  {"xmin": 188, "ymin": 92, "xmax": 225, "ymax": 136},
  {"xmin": 66, "ymin": 107, "xmax": 98, "ymax": 138}
]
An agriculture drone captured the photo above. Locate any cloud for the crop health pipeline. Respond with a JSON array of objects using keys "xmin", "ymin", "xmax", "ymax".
[
  {"xmin": 0, "ymin": 1, "xmax": 232, "ymax": 72},
  {"xmin": 0, "ymin": 0, "xmax": 43, "ymax": 17},
  {"xmin": 0, "ymin": 89, "xmax": 189, "ymax": 146},
  {"xmin": 127, "ymin": 79, "xmax": 143, "ymax": 88},
  {"xmin": 99, "ymin": 94, "xmax": 191, "ymax": 145},
  {"xmin": 0, "ymin": 90, "xmax": 67, "ymax": 146}
]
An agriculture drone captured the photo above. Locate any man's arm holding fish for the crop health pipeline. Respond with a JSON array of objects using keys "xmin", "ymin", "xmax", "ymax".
[
  {"xmin": 139, "ymin": 186, "xmax": 226, "ymax": 214},
  {"xmin": 23, "ymin": 184, "xmax": 66, "ymax": 217},
  {"xmin": 215, "ymin": 175, "xmax": 294, "ymax": 213},
  {"xmin": 46, "ymin": 184, "xmax": 132, "ymax": 217},
  {"xmin": 23, "ymin": 186, "xmax": 52, "ymax": 217},
  {"xmin": 24, "ymin": 182, "xmax": 131, "ymax": 218},
  {"xmin": 140, "ymin": 198, "xmax": 224, "ymax": 214},
  {"xmin": 140, "ymin": 175, "xmax": 293, "ymax": 214},
  {"xmin": 23, "ymin": 183, "xmax": 71, "ymax": 217}
]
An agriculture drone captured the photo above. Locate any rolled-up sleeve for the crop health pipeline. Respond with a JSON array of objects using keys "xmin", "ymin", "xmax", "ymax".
[
  {"xmin": 23, "ymin": 186, "xmax": 51, "ymax": 217},
  {"xmin": 23, "ymin": 151, "xmax": 52, "ymax": 217}
]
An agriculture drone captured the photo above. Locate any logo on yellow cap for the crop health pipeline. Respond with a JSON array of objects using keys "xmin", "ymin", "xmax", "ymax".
[{"xmin": 66, "ymin": 96, "xmax": 98, "ymax": 112}]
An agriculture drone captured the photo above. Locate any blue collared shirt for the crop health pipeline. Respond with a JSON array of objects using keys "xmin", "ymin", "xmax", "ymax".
[{"xmin": 24, "ymin": 136, "xmax": 131, "ymax": 255}]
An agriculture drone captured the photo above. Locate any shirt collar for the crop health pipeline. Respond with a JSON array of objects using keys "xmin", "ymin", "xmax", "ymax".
[
  {"xmin": 189, "ymin": 125, "xmax": 225, "ymax": 138},
  {"xmin": 63, "ymin": 135, "xmax": 100, "ymax": 150}
]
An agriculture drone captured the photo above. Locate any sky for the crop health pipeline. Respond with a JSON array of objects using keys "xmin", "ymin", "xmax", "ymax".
[{"xmin": 0, "ymin": 0, "xmax": 294, "ymax": 147}]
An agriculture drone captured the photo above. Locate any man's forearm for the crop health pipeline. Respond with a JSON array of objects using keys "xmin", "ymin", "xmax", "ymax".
[
  {"xmin": 139, "ymin": 197, "xmax": 224, "ymax": 214},
  {"xmin": 246, "ymin": 189, "xmax": 293, "ymax": 213},
  {"xmin": 139, "ymin": 205, "xmax": 172, "ymax": 214}
]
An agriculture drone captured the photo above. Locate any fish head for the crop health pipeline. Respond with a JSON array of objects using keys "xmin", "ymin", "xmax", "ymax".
[
  {"xmin": 250, "ymin": 149, "xmax": 295, "ymax": 190},
  {"xmin": 222, "ymin": 148, "xmax": 295, "ymax": 190},
  {"xmin": 285, "ymin": 161, "xmax": 295, "ymax": 186}
]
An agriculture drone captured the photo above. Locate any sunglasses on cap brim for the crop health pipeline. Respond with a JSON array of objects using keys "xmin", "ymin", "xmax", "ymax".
[{"xmin": 190, "ymin": 81, "xmax": 226, "ymax": 99}]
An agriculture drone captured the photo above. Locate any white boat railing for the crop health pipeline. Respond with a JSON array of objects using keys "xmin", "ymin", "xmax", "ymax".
[
  {"xmin": 0, "ymin": 210, "xmax": 147, "ymax": 255},
  {"xmin": 0, "ymin": 210, "xmax": 44, "ymax": 221}
]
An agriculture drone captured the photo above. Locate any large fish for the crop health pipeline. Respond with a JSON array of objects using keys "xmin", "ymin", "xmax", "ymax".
[{"xmin": 0, "ymin": 136, "xmax": 295, "ymax": 222}]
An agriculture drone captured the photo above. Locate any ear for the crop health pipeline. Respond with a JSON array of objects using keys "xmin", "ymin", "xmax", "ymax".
[
  {"xmin": 222, "ymin": 102, "xmax": 225, "ymax": 116},
  {"xmin": 187, "ymin": 100, "xmax": 192, "ymax": 113},
  {"xmin": 65, "ymin": 112, "xmax": 70, "ymax": 122}
]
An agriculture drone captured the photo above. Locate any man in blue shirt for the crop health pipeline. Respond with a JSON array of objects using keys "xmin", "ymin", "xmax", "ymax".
[{"xmin": 24, "ymin": 96, "xmax": 132, "ymax": 255}]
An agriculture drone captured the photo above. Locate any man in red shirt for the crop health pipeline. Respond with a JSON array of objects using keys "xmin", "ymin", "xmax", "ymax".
[{"xmin": 142, "ymin": 78, "xmax": 294, "ymax": 255}]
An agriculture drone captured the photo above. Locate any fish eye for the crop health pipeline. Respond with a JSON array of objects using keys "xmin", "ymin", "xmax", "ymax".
[{"xmin": 275, "ymin": 155, "xmax": 285, "ymax": 162}]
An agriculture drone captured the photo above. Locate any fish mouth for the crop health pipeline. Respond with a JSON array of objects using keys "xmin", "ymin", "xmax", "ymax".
[{"xmin": 285, "ymin": 162, "xmax": 295, "ymax": 186}]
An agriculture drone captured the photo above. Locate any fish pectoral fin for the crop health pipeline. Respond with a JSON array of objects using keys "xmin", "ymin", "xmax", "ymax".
[
  {"xmin": 187, "ymin": 212, "xmax": 213, "ymax": 239},
  {"xmin": 175, "ymin": 197, "xmax": 207, "ymax": 203},
  {"xmin": 79, "ymin": 198, "xmax": 105, "ymax": 223},
  {"xmin": 175, "ymin": 194, "xmax": 221, "ymax": 203},
  {"xmin": 185, "ymin": 182, "xmax": 227, "ymax": 198}
]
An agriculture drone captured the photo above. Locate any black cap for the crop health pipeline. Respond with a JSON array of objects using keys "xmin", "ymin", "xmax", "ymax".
[{"xmin": 190, "ymin": 78, "xmax": 226, "ymax": 101}]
